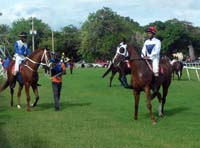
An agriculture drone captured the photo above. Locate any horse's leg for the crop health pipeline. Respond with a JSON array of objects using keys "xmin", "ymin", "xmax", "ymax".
[
  {"xmin": 9, "ymin": 86, "xmax": 14, "ymax": 107},
  {"xmin": 161, "ymin": 85, "xmax": 169, "ymax": 116},
  {"xmin": 133, "ymin": 90, "xmax": 140, "ymax": 120},
  {"xmin": 24, "ymin": 84, "xmax": 31, "ymax": 111},
  {"xmin": 155, "ymin": 92, "xmax": 163, "ymax": 117},
  {"xmin": 118, "ymin": 72, "xmax": 124, "ymax": 86},
  {"xmin": 31, "ymin": 84, "xmax": 39, "ymax": 107},
  {"xmin": 177, "ymin": 70, "xmax": 181, "ymax": 80},
  {"xmin": 144, "ymin": 86, "xmax": 156, "ymax": 124},
  {"xmin": 17, "ymin": 84, "xmax": 23, "ymax": 109},
  {"xmin": 119, "ymin": 73, "xmax": 128, "ymax": 88},
  {"xmin": 151, "ymin": 87, "xmax": 163, "ymax": 117}
]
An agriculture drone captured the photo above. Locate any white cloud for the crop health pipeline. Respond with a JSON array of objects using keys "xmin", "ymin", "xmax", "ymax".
[{"xmin": 0, "ymin": 0, "xmax": 200, "ymax": 30}]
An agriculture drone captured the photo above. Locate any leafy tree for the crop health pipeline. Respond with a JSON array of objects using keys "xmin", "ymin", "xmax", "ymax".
[
  {"xmin": 9, "ymin": 18, "xmax": 51, "ymax": 55},
  {"xmin": 57, "ymin": 25, "xmax": 81, "ymax": 61},
  {"xmin": 79, "ymin": 7, "xmax": 141, "ymax": 62},
  {"xmin": 148, "ymin": 19, "xmax": 191, "ymax": 56},
  {"xmin": 0, "ymin": 24, "xmax": 10, "ymax": 47}
]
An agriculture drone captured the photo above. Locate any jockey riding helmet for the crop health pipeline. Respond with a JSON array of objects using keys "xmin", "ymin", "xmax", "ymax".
[{"xmin": 146, "ymin": 26, "xmax": 157, "ymax": 34}]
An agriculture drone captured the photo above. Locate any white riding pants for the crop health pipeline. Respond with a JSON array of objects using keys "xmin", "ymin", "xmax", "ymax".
[
  {"xmin": 151, "ymin": 56, "xmax": 160, "ymax": 75},
  {"xmin": 14, "ymin": 54, "xmax": 25, "ymax": 72}
]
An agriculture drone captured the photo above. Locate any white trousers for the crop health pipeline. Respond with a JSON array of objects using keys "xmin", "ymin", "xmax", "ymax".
[
  {"xmin": 151, "ymin": 56, "xmax": 160, "ymax": 75},
  {"xmin": 14, "ymin": 54, "xmax": 25, "ymax": 72}
]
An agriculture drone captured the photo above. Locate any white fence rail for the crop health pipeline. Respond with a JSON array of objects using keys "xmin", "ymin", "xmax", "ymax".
[{"xmin": 183, "ymin": 62, "xmax": 200, "ymax": 81}]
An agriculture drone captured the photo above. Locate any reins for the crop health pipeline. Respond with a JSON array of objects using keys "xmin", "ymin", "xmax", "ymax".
[
  {"xmin": 129, "ymin": 57, "xmax": 153, "ymax": 72},
  {"xmin": 23, "ymin": 49, "xmax": 50, "ymax": 72}
]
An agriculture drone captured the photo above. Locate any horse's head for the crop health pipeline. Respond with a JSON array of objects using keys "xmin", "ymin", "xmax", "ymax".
[
  {"xmin": 39, "ymin": 48, "xmax": 52, "ymax": 67},
  {"xmin": 112, "ymin": 46, "xmax": 127, "ymax": 66}
]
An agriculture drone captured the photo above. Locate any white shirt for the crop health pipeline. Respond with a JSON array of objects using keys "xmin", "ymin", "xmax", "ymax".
[{"xmin": 141, "ymin": 37, "xmax": 161, "ymax": 60}]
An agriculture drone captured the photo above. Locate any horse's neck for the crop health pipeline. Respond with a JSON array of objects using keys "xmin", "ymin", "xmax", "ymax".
[
  {"xmin": 129, "ymin": 47, "xmax": 150, "ymax": 73},
  {"xmin": 26, "ymin": 51, "xmax": 42, "ymax": 71}
]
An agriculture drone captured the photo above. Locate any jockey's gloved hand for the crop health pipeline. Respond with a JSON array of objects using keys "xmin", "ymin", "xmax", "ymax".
[{"xmin": 143, "ymin": 56, "xmax": 150, "ymax": 60}]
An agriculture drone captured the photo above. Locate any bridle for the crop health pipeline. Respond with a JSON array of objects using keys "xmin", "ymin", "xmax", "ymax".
[{"xmin": 24, "ymin": 49, "xmax": 51, "ymax": 72}]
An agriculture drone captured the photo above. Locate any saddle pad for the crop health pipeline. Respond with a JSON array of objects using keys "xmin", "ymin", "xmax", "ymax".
[{"xmin": 11, "ymin": 62, "xmax": 22, "ymax": 74}]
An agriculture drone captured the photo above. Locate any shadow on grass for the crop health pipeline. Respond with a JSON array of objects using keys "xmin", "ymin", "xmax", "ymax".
[
  {"xmin": 164, "ymin": 106, "xmax": 189, "ymax": 116},
  {"xmin": 36, "ymin": 101, "xmax": 92, "ymax": 111},
  {"xmin": 142, "ymin": 106, "xmax": 189, "ymax": 119}
]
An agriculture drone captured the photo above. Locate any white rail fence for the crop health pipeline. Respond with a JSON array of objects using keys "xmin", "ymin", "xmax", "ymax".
[{"xmin": 183, "ymin": 62, "xmax": 200, "ymax": 81}]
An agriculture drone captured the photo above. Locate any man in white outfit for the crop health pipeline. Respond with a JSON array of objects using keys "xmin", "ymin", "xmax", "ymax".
[
  {"xmin": 141, "ymin": 26, "xmax": 161, "ymax": 92},
  {"xmin": 13, "ymin": 32, "xmax": 31, "ymax": 76}
]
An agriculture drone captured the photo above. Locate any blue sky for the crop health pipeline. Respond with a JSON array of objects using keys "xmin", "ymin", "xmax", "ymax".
[{"xmin": 1, "ymin": 0, "xmax": 200, "ymax": 31}]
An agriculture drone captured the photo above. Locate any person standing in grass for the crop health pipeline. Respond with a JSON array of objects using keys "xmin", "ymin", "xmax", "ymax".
[{"xmin": 51, "ymin": 52, "xmax": 66, "ymax": 111}]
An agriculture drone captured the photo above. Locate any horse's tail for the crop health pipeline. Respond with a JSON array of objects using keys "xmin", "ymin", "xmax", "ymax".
[
  {"xmin": 102, "ymin": 64, "xmax": 113, "ymax": 78},
  {"xmin": 0, "ymin": 80, "xmax": 9, "ymax": 92}
]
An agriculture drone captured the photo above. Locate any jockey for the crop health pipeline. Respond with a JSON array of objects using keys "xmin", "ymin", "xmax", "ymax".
[
  {"xmin": 13, "ymin": 32, "xmax": 31, "ymax": 76},
  {"xmin": 141, "ymin": 26, "xmax": 161, "ymax": 92}
]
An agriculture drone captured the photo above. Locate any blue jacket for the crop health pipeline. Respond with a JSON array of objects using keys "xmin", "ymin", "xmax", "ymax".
[
  {"xmin": 14, "ymin": 40, "xmax": 31, "ymax": 56},
  {"xmin": 51, "ymin": 62, "xmax": 62, "ymax": 74}
]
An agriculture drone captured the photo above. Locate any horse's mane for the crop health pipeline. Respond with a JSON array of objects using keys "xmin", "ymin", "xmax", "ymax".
[
  {"xmin": 28, "ymin": 48, "xmax": 45, "ymax": 58},
  {"xmin": 127, "ymin": 44, "xmax": 141, "ymax": 59}
]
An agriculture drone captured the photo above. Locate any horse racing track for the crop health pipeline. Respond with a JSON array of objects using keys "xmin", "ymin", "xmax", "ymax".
[{"xmin": 0, "ymin": 68, "xmax": 199, "ymax": 148}]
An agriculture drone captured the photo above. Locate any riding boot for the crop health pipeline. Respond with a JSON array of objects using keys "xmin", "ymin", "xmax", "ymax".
[
  {"xmin": 153, "ymin": 76, "xmax": 159, "ymax": 93},
  {"xmin": 11, "ymin": 75, "xmax": 17, "ymax": 88}
]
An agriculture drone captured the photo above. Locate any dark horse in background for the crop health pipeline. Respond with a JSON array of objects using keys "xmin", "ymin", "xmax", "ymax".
[
  {"xmin": 113, "ymin": 45, "xmax": 172, "ymax": 124},
  {"xmin": 0, "ymin": 48, "xmax": 51, "ymax": 111},
  {"xmin": 102, "ymin": 61, "xmax": 131, "ymax": 87},
  {"xmin": 171, "ymin": 60, "xmax": 183, "ymax": 80}
]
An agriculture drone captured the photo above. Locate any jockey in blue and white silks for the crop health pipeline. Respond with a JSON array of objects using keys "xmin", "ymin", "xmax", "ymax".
[
  {"xmin": 13, "ymin": 32, "xmax": 31, "ymax": 75},
  {"xmin": 141, "ymin": 26, "xmax": 161, "ymax": 76}
]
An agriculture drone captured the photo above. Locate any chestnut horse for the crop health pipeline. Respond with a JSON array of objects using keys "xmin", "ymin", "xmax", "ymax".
[
  {"xmin": 113, "ymin": 45, "xmax": 172, "ymax": 124},
  {"xmin": 0, "ymin": 48, "xmax": 51, "ymax": 111}
]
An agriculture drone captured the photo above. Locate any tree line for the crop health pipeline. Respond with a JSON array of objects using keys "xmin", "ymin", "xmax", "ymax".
[{"xmin": 1, "ymin": 7, "xmax": 200, "ymax": 62}]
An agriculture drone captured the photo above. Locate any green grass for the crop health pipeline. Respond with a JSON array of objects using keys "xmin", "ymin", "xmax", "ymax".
[{"xmin": 0, "ymin": 68, "xmax": 200, "ymax": 148}]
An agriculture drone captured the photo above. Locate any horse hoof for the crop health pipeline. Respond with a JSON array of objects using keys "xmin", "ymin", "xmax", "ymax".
[
  {"xmin": 152, "ymin": 121, "xmax": 156, "ymax": 125},
  {"xmin": 152, "ymin": 118, "xmax": 156, "ymax": 124},
  {"xmin": 31, "ymin": 103, "xmax": 34, "ymax": 107},
  {"xmin": 17, "ymin": 105, "xmax": 21, "ymax": 109}
]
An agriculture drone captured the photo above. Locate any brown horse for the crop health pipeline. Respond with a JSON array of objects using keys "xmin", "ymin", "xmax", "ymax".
[
  {"xmin": 102, "ymin": 61, "xmax": 131, "ymax": 87},
  {"xmin": 171, "ymin": 61, "xmax": 183, "ymax": 80},
  {"xmin": 0, "ymin": 48, "xmax": 51, "ymax": 111},
  {"xmin": 113, "ymin": 45, "xmax": 172, "ymax": 124}
]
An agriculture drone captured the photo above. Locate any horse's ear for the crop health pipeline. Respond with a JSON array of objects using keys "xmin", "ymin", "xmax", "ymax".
[{"xmin": 44, "ymin": 47, "xmax": 50, "ymax": 51}]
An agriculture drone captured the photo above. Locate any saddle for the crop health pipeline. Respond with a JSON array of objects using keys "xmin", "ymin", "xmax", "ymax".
[
  {"xmin": 145, "ymin": 60, "xmax": 164, "ymax": 74},
  {"xmin": 11, "ymin": 62, "xmax": 23, "ymax": 75}
]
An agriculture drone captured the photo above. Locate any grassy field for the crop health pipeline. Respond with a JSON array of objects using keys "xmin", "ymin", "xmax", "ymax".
[{"xmin": 0, "ymin": 68, "xmax": 200, "ymax": 148}]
